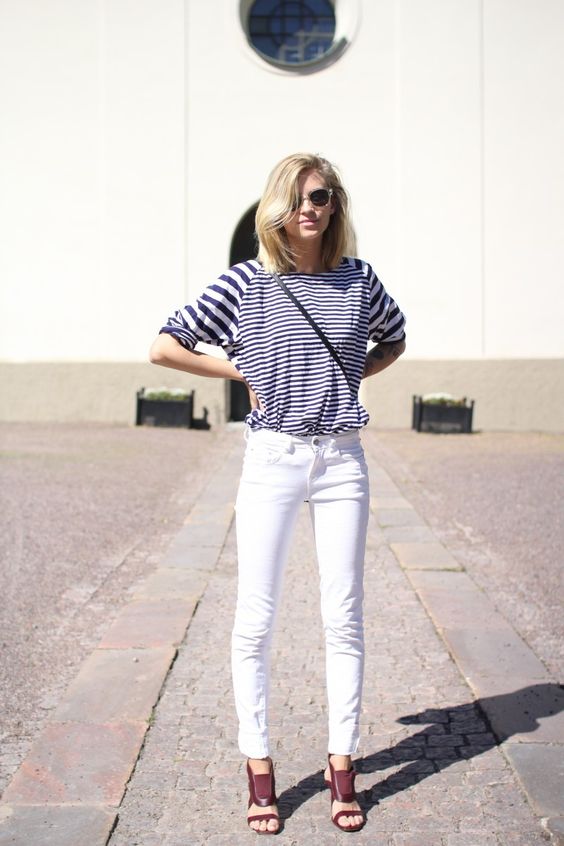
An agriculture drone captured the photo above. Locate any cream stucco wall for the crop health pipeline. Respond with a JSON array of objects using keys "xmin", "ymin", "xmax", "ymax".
[
  {"xmin": 0, "ymin": 0, "xmax": 186, "ymax": 362},
  {"xmin": 0, "ymin": 1, "xmax": 563, "ymax": 429},
  {"xmin": 1, "ymin": 359, "xmax": 562, "ymax": 432}
]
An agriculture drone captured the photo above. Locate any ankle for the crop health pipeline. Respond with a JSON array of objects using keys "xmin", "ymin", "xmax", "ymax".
[
  {"xmin": 248, "ymin": 756, "xmax": 272, "ymax": 775},
  {"xmin": 329, "ymin": 753, "xmax": 352, "ymax": 770}
]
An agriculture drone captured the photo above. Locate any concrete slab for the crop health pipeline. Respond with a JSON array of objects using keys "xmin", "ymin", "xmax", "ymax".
[
  {"xmin": 407, "ymin": 569, "xmax": 480, "ymax": 594},
  {"xmin": 160, "ymin": 535, "xmax": 223, "ymax": 570},
  {"xmin": 371, "ymin": 495, "xmax": 412, "ymax": 509},
  {"xmin": 376, "ymin": 508, "xmax": 426, "ymax": 528},
  {"xmin": 1, "ymin": 722, "xmax": 145, "ymax": 805},
  {"xmin": 444, "ymin": 629, "xmax": 551, "ymax": 684},
  {"xmin": 131, "ymin": 567, "xmax": 207, "ymax": 599},
  {"xmin": 472, "ymin": 680, "xmax": 564, "ymax": 744},
  {"xmin": 184, "ymin": 502, "xmax": 234, "ymax": 527},
  {"xmin": 391, "ymin": 541, "xmax": 462, "ymax": 571},
  {"xmin": 383, "ymin": 525, "xmax": 437, "ymax": 543},
  {"xmin": 173, "ymin": 520, "xmax": 231, "ymax": 549},
  {"xmin": 53, "ymin": 647, "xmax": 175, "ymax": 722},
  {"xmin": 98, "ymin": 598, "xmax": 196, "ymax": 648},
  {"xmin": 407, "ymin": 570, "xmax": 509, "ymax": 629},
  {"xmin": 195, "ymin": 468, "xmax": 241, "ymax": 507},
  {"xmin": 369, "ymin": 471, "xmax": 402, "ymax": 498},
  {"xmin": 503, "ymin": 742, "xmax": 564, "ymax": 817},
  {"xmin": 0, "ymin": 804, "xmax": 117, "ymax": 846}
]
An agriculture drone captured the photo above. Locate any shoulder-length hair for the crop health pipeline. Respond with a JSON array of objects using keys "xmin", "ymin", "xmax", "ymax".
[{"xmin": 255, "ymin": 153, "xmax": 357, "ymax": 274}]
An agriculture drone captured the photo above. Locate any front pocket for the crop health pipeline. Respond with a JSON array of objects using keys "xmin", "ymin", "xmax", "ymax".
[{"xmin": 244, "ymin": 443, "xmax": 284, "ymax": 465}]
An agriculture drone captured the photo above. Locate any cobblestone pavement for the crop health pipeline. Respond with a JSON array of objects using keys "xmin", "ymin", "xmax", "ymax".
[
  {"xmin": 370, "ymin": 430, "xmax": 564, "ymax": 680},
  {"xmin": 0, "ymin": 423, "xmax": 228, "ymax": 795},
  {"xmin": 107, "ymin": 429, "xmax": 556, "ymax": 846},
  {"xmin": 1, "ymin": 426, "xmax": 562, "ymax": 845}
]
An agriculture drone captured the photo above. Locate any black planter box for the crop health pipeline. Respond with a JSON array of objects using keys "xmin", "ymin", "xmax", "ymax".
[
  {"xmin": 136, "ymin": 389, "xmax": 194, "ymax": 428},
  {"xmin": 412, "ymin": 395, "xmax": 474, "ymax": 434}
]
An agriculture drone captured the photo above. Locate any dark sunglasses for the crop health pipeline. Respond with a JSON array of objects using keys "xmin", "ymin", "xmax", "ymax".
[{"xmin": 291, "ymin": 188, "xmax": 333, "ymax": 211}]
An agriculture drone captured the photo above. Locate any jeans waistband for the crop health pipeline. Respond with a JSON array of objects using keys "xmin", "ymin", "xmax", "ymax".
[{"xmin": 245, "ymin": 427, "xmax": 361, "ymax": 449}]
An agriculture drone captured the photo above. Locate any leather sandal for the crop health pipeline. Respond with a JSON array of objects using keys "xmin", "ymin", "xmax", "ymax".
[
  {"xmin": 326, "ymin": 755, "xmax": 366, "ymax": 832},
  {"xmin": 246, "ymin": 758, "xmax": 280, "ymax": 835}
]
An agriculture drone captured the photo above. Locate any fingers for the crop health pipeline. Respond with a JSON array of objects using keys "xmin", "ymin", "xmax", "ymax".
[{"xmin": 245, "ymin": 382, "xmax": 264, "ymax": 411}]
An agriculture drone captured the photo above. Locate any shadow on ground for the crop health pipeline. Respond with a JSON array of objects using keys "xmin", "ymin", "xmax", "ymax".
[{"xmin": 276, "ymin": 683, "xmax": 564, "ymax": 821}]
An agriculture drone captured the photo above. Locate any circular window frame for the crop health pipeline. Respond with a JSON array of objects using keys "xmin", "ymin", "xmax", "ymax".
[{"xmin": 238, "ymin": 0, "xmax": 360, "ymax": 75}]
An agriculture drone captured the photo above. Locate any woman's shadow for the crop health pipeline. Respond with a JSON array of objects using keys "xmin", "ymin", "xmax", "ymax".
[{"xmin": 276, "ymin": 682, "xmax": 564, "ymax": 820}]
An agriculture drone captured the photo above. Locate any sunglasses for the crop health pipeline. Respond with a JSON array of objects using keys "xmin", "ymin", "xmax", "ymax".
[{"xmin": 291, "ymin": 188, "xmax": 333, "ymax": 211}]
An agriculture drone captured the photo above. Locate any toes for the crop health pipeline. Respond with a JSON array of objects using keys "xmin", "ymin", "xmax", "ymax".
[{"xmin": 336, "ymin": 812, "xmax": 363, "ymax": 829}]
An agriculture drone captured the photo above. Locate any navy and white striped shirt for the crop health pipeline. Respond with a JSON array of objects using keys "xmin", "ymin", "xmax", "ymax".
[{"xmin": 159, "ymin": 258, "xmax": 406, "ymax": 435}]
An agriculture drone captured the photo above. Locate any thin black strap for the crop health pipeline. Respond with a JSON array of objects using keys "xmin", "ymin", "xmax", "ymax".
[{"xmin": 272, "ymin": 272, "xmax": 355, "ymax": 394}]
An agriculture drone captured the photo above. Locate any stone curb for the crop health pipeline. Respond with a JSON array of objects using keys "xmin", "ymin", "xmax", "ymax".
[
  {"xmin": 0, "ymin": 436, "xmax": 242, "ymax": 846},
  {"xmin": 367, "ymin": 446, "xmax": 564, "ymax": 843}
]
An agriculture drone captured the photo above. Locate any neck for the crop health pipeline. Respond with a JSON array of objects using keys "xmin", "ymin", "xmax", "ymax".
[{"xmin": 290, "ymin": 243, "xmax": 325, "ymax": 275}]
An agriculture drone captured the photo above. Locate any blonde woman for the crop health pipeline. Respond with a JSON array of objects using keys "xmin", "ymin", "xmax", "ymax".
[{"xmin": 150, "ymin": 153, "xmax": 406, "ymax": 834}]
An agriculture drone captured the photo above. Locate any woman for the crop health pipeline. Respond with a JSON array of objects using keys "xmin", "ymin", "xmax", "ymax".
[{"xmin": 150, "ymin": 153, "xmax": 406, "ymax": 834}]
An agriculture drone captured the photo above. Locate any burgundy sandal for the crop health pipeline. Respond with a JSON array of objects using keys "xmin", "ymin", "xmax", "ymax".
[
  {"xmin": 246, "ymin": 758, "xmax": 280, "ymax": 835},
  {"xmin": 326, "ymin": 755, "xmax": 366, "ymax": 832}
]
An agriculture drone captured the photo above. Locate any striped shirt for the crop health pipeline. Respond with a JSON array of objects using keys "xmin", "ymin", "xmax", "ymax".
[{"xmin": 159, "ymin": 257, "xmax": 406, "ymax": 435}]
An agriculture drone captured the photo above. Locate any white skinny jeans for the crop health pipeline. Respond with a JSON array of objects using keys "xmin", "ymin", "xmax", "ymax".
[{"xmin": 232, "ymin": 427, "xmax": 370, "ymax": 759}]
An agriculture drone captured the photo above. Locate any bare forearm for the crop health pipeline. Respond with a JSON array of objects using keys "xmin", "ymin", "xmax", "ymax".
[
  {"xmin": 149, "ymin": 333, "xmax": 244, "ymax": 381},
  {"xmin": 362, "ymin": 338, "xmax": 406, "ymax": 379}
]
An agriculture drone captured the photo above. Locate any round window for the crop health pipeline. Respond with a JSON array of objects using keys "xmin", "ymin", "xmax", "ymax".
[{"xmin": 246, "ymin": 0, "xmax": 338, "ymax": 69}]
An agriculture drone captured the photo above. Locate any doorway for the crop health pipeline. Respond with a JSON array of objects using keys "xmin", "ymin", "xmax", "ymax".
[{"xmin": 228, "ymin": 202, "xmax": 259, "ymax": 421}]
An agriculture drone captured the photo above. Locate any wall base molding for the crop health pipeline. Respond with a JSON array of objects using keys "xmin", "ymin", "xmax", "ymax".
[{"xmin": 1, "ymin": 359, "xmax": 563, "ymax": 432}]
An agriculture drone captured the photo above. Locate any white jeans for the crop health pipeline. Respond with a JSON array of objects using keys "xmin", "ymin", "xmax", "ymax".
[{"xmin": 232, "ymin": 427, "xmax": 370, "ymax": 759}]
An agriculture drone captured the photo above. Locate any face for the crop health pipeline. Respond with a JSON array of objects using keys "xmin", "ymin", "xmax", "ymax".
[{"xmin": 283, "ymin": 169, "xmax": 335, "ymax": 250}]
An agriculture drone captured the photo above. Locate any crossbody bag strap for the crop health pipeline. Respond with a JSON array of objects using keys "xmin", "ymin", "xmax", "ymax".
[{"xmin": 272, "ymin": 272, "xmax": 355, "ymax": 394}]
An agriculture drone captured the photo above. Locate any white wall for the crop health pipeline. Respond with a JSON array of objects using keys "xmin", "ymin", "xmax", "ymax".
[
  {"xmin": 395, "ymin": 0, "xmax": 483, "ymax": 357},
  {"xmin": 0, "ymin": 0, "xmax": 185, "ymax": 362},
  {"xmin": 185, "ymin": 1, "xmax": 401, "ymax": 303},
  {"xmin": 483, "ymin": 0, "xmax": 564, "ymax": 357},
  {"xmin": 0, "ymin": 0, "xmax": 562, "ymax": 380}
]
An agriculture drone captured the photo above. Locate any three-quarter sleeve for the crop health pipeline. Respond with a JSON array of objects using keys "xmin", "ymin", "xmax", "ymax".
[
  {"xmin": 366, "ymin": 264, "xmax": 406, "ymax": 343},
  {"xmin": 159, "ymin": 266, "xmax": 250, "ymax": 350}
]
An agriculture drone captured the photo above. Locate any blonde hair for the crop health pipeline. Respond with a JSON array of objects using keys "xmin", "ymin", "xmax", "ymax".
[{"xmin": 255, "ymin": 153, "xmax": 356, "ymax": 273}]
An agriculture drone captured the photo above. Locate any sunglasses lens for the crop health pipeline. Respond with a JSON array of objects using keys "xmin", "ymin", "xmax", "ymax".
[
  {"xmin": 310, "ymin": 189, "xmax": 330, "ymax": 206},
  {"xmin": 291, "ymin": 188, "xmax": 332, "ymax": 211}
]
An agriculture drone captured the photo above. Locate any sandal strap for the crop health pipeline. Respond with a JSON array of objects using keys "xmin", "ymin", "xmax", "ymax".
[
  {"xmin": 247, "ymin": 759, "xmax": 277, "ymax": 808},
  {"xmin": 332, "ymin": 809, "xmax": 365, "ymax": 830},
  {"xmin": 247, "ymin": 813, "xmax": 279, "ymax": 823},
  {"xmin": 327, "ymin": 756, "xmax": 357, "ymax": 803}
]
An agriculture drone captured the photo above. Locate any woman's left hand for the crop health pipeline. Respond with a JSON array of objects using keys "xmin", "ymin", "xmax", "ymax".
[{"xmin": 246, "ymin": 382, "xmax": 263, "ymax": 411}]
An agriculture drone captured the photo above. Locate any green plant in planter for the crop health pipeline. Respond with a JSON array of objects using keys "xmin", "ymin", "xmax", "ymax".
[
  {"xmin": 142, "ymin": 386, "xmax": 193, "ymax": 402},
  {"xmin": 421, "ymin": 392, "xmax": 467, "ymax": 407}
]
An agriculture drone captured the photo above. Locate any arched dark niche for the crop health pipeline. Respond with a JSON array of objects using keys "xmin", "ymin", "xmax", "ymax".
[{"xmin": 227, "ymin": 202, "xmax": 259, "ymax": 421}]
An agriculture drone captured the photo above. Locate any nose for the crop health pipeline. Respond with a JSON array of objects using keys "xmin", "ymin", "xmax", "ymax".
[{"xmin": 299, "ymin": 196, "xmax": 316, "ymax": 213}]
